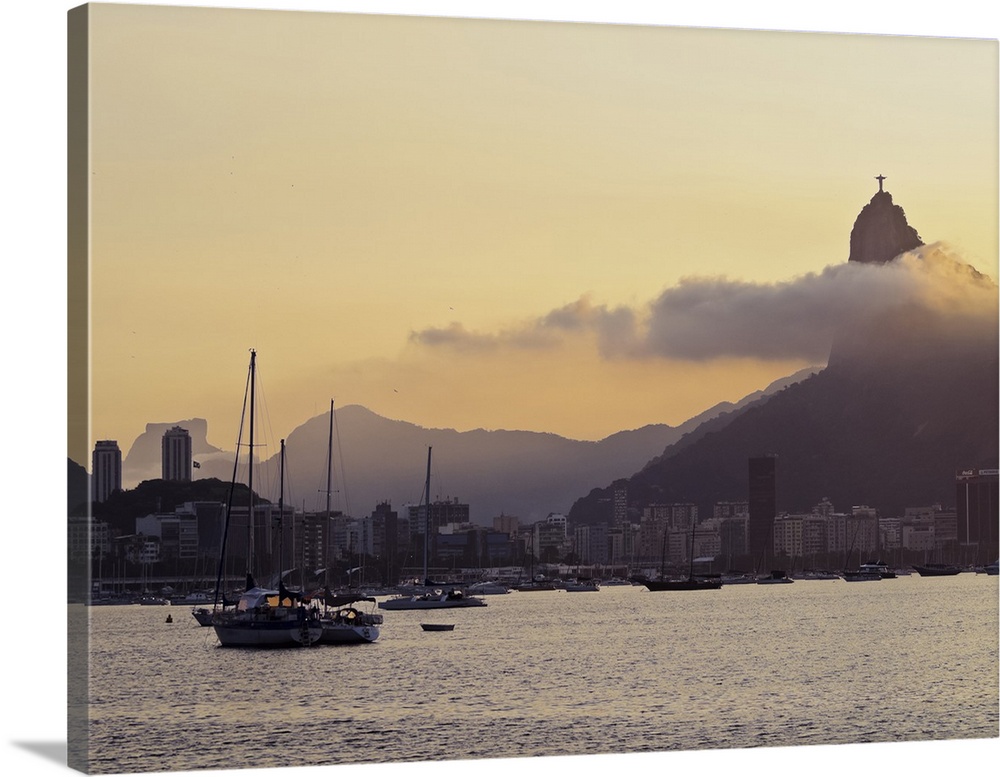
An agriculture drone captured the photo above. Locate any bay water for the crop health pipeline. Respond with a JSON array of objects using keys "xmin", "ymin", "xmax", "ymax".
[{"xmin": 84, "ymin": 574, "xmax": 998, "ymax": 774}]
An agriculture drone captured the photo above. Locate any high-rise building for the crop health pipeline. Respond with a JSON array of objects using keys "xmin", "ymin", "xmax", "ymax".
[
  {"xmin": 956, "ymin": 468, "xmax": 999, "ymax": 563},
  {"xmin": 748, "ymin": 455, "xmax": 777, "ymax": 569},
  {"xmin": 161, "ymin": 426, "xmax": 192, "ymax": 482},
  {"xmin": 612, "ymin": 481, "xmax": 628, "ymax": 526},
  {"xmin": 92, "ymin": 440, "xmax": 122, "ymax": 503}
]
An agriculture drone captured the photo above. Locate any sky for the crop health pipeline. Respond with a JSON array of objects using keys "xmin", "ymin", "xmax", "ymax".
[{"xmin": 71, "ymin": 0, "xmax": 999, "ymax": 467}]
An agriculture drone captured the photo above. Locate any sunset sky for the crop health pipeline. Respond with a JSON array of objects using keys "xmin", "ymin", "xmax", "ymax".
[{"xmin": 80, "ymin": 2, "xmax": 998, "ymax": 466}]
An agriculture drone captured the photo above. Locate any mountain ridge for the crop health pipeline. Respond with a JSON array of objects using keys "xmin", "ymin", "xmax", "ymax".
[{"xmin": 99, "ymin": 368, "xmax": 816, "ymax": 524}]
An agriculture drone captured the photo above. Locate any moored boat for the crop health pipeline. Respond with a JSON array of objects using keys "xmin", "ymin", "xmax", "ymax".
[
  {"xmin": 212, "ymin": 581, "xmax": 323, "ymax": 647},
  {"xmin": 913, "ymin": 563, "xmax": 961, "ymax": 577},
  {"xmin": 645, "ymin": 576, "xmax": 722, "ymax": 591},
  {"xmin": 379, "ymin": 587, "xmax": 486, "ymax": 610},
  {"xmin": 466, "ymin": 581, "xmax": 512, "ymax": 595},
  {"xmin": 317, "ymin": 590, "xmax": 382, "ymax": 644},
  {"xmin": 756, "ymin": 570, "xmax": 794, "ymax": 585}
]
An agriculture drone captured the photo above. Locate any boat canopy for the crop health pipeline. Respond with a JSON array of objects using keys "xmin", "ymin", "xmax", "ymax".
[{"xmin": 323, "ymin": 588, "xmax": 377, "ymax": 608}]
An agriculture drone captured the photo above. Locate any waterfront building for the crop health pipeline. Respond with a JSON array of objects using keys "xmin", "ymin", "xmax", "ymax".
[
  {"xmin": 748, "ymin": 455, "xmax": 777, "ymax": 570},
  {"xmin": 956, "ymin": 468, "xmax": 999, "ymax": 564},
  {"xmin": 718, "ymin": 514, "xmax": 749, "ymax": 564},
  {"xmin": 136, "ymin": 512, "xmax": 199, "ymax": 562},
  {"xmin": 161, "ymin": 426, "xmax": 192, "ymax": 482},
  {"xmin": 92, "ymin": 440, "xmax": 122, "ymax": 503},
  {"xmin": 68, "ymin": 515, "xmax": 112, "ymax": 562},
  {"xmin": 713, "ymin": 501, "xmax": 748, "ymax": 520},
  {"xmin": 773, "ymin": 513, "xmax": 803, "ymax": 559},
  {"xmin": 493, "ymin": 513, "xmax": 519, "ymax": 536},
  {"xmin": 612, "ymin": 481, "xmax": 628, "ymax": 526},
  {"xmin": 534, "ymin": 513, "xmax": 571, "ymax": 562}
]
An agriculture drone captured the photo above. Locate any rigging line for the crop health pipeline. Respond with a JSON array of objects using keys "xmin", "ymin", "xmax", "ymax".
[
  {"xmin": 332, "ymin": 403, "xmax": 351, "ymax": 517},
  {"xmin": 212, "ymin": 353, "xmax": 252, "ymax": 608},
  {"xmin": 249, "ymin": 360, "xmax": 276, "ymax": 501}
]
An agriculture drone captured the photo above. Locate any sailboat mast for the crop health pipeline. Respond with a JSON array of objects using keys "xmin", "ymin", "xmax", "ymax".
[
  {"xmin": 423, "ymin": 446, "xmax": 432, "ymax": 583},
  {"xmin": 688, "ymin": 516, "xmax": 696, "ymax": 580},
  {"xmin": 325, "ymin": 399, "xmax": 333, "ymax": 588},
  {"xmin": 278, "ymin": 437, "xmax": 285, "ymax": 584},
  {"xmin": 247, "ymin": 349, "xmax": 256, "ymax": 580}
]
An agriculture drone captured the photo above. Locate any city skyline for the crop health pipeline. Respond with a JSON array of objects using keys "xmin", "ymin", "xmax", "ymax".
[{"xmin": 76, "ymin": 2, "xmax": 998, "ymax": 469}]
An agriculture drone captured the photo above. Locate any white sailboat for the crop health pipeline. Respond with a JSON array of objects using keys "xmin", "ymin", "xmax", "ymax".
[
  {"xmin": 379, "ymin": 447, "xmax": 486, "ymax": 611},
  {"xmin": 212, "ymin": 350, "xmax": 324, "ymax": 648},
  {"xmin": 316, "ymin": 401, "xmax": 382, "ymax": 643}
]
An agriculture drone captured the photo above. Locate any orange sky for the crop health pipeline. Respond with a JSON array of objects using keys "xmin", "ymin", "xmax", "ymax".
[{"xmin": 76, "ymin": 2, "xmax": 998, "ymax": 465}]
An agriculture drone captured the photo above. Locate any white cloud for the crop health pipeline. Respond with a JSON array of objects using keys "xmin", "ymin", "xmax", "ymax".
[{"xmin": 411, "ymin": 243, "xmax": 998, "ymax": 363}]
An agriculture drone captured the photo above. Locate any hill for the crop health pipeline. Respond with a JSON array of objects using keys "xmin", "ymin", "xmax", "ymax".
[{"xmin": 568, "ymin": 185, "xmax": 998, "ymax": 523}]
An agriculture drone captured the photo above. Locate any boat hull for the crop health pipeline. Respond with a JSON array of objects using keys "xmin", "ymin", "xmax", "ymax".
[
  {"xmin": 319, "ymin": 623, "xmax": 380, "ymax": 644},
  {"xmin": 379, "ymin": 596, "xmax": 486, "ymax": 610},
  {"xmin": 645, "ymin": 579, "xmax": 722, "ymax": 591},
  {"xmin": 913, "ymin": 564, "xmax": 961, "ymax": 577},
  {"xmin": 213, "ymin": 614, "xmax": 324, "ymax": 647}
]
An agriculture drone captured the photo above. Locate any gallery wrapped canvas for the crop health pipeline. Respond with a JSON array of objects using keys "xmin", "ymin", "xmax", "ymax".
[{"xmin": 57, "ymin": 2, "xmax": 998, "ymax": 776}]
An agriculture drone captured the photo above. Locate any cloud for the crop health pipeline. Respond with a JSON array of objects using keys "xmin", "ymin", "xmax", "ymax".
[{"xmin": 410, "ymin": 243, "xmax": 998, "ymax": 363}]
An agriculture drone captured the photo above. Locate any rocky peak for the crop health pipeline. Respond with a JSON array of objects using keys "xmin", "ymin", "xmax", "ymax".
[{"xmin": 848, "ymin": 181, "xmax": 923, "ymax": 264}]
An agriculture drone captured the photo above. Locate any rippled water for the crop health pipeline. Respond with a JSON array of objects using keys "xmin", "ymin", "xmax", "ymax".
[{"xmin": 84, "ymin": 575, "xmax": 998, "ymax": 774}]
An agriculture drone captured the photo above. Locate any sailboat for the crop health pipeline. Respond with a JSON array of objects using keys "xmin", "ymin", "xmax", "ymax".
[
  {"xmin": 840, "ymin": 521, "xmax": 881, "ymax": 582},
  {"xmin": 315, "ymin": 401, "xmax": 382, "ymax": 643},
  {"xmin": 379, "ymin": 447, "xmax": 487, "ymax": 610},
  {"xmin": 644, "ymin": 520, "xmax": 722, "ymax": 591},
  {"xmin": 212, "ymin": 350, "xmax": 324, "ymax": 648}
]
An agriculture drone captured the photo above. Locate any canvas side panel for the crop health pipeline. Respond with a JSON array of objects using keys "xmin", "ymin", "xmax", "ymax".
[{"xmin": 67, "ymin": 4, "xmax": 91, "ymax": 774}]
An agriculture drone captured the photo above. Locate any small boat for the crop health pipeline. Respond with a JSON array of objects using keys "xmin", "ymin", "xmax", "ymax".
[
  {"xmin": 793, "ymin": 570, "xmax": 841, "ymax": 581},
  {"xmin": 564, "ymin": 578, "xmax": 601, "ymax": 592},
  {"xmin": 466, "ymin": 581, "xmax": 512, "ymax": 595},
  {"xmin": 379, "ymin": 447, "xmax": 487, "ymax": 612},
  {"xmin": 861, "ymin": 560, "xmax": 896, "ymax": 579},
  {"xmin": 138, "ymin": 595, "xmax": 170, "ymax": 605},
  {"xmin": 756, "ymin": 570, "xmax": 794, "ymax": 585},
  {"xmin": 317, "ymin": 590, "xmax": 382, "ymax": 644},
  {"xmin": 379, "ymin": 587, "xmax": 486, "ymax": 610},
  {"xmin": 913, "ymin": 563, "xmax": 961, "ymax": 577},
  {"xmin": 513, "ymin": 578, "xmax": 562, "ymax": 592},
  {"xmin": 645, "ymin": 522, "xmax": 722, "ymax": 591},
  {"xmin": 984, "ymin": 559, "xmax": 999, "ymax": 576},
  {"xmin": 645, "ymin": 577, "xmax": 722, "ymax": 591},
  {"xmin": 420, "ymin": 623, "xmax": 455, "ymax": 631},
  {"xmin": 841, "ymin": 569, "xmax": 881, "ymax": 582}
]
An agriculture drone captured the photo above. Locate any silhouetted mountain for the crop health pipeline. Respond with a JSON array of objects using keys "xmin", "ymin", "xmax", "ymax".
[
  {"xmin": 569, "ymin": 186, "xmax": 998, "ymax": 523},
  {"xmin": 122, "ymin": 419, "xmax": 225, "ymax": 486},
  {"xmin": 119, "ymin": 373, "xmax": 810, "ymax": 525},
  {"xmin": 92, "ymin": 478, "xmax": 264, "ymax": 537},
  {"xmin": 848, "ymin": 186, "xmax": 923, "ymax": 265}
]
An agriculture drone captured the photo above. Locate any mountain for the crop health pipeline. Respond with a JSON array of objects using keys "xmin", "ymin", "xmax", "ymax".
[
  {"xmin": 118, "ymin": 371, "xmax": 812, "ymax": 524},
  {"xmin": 122, "ymin": 419, "xmax": 225, "ymax": 485},
  {"xmin": 848, "ymin": 185, "xmax": 923, "ymax": 265},
  {"xmin": 568, "ymin": 185, "xmax": 998, "ymax": 523}
]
